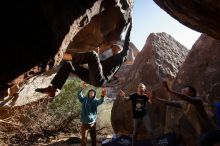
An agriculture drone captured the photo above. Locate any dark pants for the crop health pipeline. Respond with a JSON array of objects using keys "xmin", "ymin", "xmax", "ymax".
[
  {"xmin": 51, "ymin": 51, "xmax": 106, "ymax": 88},
  {"xmin": 132, "ymin": 113, "xmax": 156, "ymax": 146},
  {"xmin": 81, "ymin": 122, "xmax": 96, "ymax": 146},
  {"xmin": 50, "ymin": 21, "xmax": 132, "ymax": 88},
  {"xmin": 199, "ymin": 130, "xmax": 220, "ymax": 146}
]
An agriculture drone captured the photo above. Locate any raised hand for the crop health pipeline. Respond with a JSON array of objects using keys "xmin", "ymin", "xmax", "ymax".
[
  {"xmin": 101, "ymin": 88, "xmax": 107, "ymax": 97},
  {"xmin": 145, "ymin": 89, "xmax": 154, "ymax": 104},
  {"xmin": 146, "ymin": 90, "xmax": 153, "ymax": 99},
  {"xmin": 62, "ymin": 52, "xmax": 73, "ymax": 61},
  {"xmin": 119, "ymin": 90, "xmax": 125, "ymax": 97},
  {"xmin": 82, "ymin": 81, "xmax": 88, "ymax": 89}
]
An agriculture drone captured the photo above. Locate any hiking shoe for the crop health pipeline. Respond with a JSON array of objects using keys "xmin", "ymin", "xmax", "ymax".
[{"xmin": 35, "ymin": 85, "xmax": 57, "ymax": 97}]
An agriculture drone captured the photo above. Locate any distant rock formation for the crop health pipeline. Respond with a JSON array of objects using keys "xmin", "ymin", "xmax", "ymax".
[
  {"xmin": 173, "ymin": 34, "xmax": 220, "ymax": 97},
  {"xmin": 111, "ymin": 32, "xmax": 189, "ymax": 139},
  {"xmin": 122, "ymin": 32, "xmax": 188, "ymax": 94}
]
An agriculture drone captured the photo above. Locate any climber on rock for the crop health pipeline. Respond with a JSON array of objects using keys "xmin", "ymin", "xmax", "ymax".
[{"xmin": 35, "ymin": 18, "xmax": 132, "ymax": 97}]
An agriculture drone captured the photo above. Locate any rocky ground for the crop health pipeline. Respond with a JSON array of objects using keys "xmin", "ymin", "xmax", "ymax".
[{"xmin": 36, "ymin": 133, "xmax": 113, "ymax": 146}]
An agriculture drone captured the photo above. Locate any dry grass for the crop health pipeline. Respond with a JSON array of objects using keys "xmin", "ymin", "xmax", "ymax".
[
  {"xmin": 0, "ymin": 78, "xmax": 114, "ymax": 145},
  {"xmin": 0, "ymin": 79, "xmax": 82, "ymax": 145}
]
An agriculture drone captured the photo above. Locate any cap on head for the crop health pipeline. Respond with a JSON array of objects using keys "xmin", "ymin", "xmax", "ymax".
[{"xmin": 111, "ymin": 43, "xmax": 123, "ymax": 55}]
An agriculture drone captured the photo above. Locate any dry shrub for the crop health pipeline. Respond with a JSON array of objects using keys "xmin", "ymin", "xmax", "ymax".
[
  {"xmin": 0, "ymin": 78, "xmax": 113, "ymax": 145},
  {"xmin": 0, "ymin": 79, "xmax": 82, "ymax": 145}
]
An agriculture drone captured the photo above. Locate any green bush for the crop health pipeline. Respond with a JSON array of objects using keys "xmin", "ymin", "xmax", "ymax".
[
  {"xmin": 48, "ymin": 78, "xmax": 82, "ymax": 118},
  {"xmin": 48, "ymin": 78, "xmax": 102, "ymax": 119}
]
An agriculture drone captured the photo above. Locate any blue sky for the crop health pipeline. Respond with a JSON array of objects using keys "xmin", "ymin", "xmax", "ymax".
[{"xmin": 128, "ymin": 0, "xmax": 201, "ymax": 50}]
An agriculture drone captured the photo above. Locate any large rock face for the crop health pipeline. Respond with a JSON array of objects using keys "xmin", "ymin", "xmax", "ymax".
[
  {"xmin": 154, "ymin": 0, "xmax": 220, "ymax": 40},
  {"xmin": 111, "ymin": 32, "xmax": 189, "ymax": 138},
  {"xmin": 0, "ymin": 0, "xmax": 133, "ymax": 90},
  {"xmin": 165, "ymin": 34, "xmax": 220, "ymax": 146},
  {"xmin": 173, "ymin": 34, "xmax": 220, "ymax": 97}
]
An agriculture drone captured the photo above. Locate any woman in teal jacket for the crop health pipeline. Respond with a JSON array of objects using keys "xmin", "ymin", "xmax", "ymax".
[{"xmin": 78, "ymin": 83, "xmax": 107, "ymax": 146}]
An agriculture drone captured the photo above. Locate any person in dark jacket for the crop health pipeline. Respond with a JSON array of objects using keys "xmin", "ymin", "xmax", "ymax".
[
  {"xmin": 35, "ymin": 19, "xmax": 132, "ymax": 97},
  {"xmin": 78, "ymin": 82, "xmax": 107, "ymax": 146}
]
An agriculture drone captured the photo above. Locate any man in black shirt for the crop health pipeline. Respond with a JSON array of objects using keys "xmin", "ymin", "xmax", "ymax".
[
  {"xmin": 35, "ymin": 19, "xmax": 132, "ymax": 97},
  {"xmin": 120, "ymin": 83, "xmax": 156, "ymax": 146}
]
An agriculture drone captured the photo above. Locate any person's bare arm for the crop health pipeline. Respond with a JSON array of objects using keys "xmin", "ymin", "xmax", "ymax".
[
  {"xmin": 63, "ymin": 53, "xmax": 72, "ymax": 61},
  {"xmin": 119, "ymin": 90, "xmax": 130, "ymax": 101},
  {"xmin": 155, "ymin": 97, "xmax": 182, "ymax": 108},
  {"xmin": 162, "ymin": 81, "xmax": 200, "ymax": 104},
  {"xmin": 96, "ymin": 87, "xmax": 106, "ymax": 106},
  {"xmin": 145, "ymin": 91, "xmax": 153, "ymax": 104},
  {"xmin": 146, "ymin": 90, "xmax": 181, "ymax": 107},
  {"xmin": 78, "ymin": 82, "xmax": 87, "ymax": 103}
]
